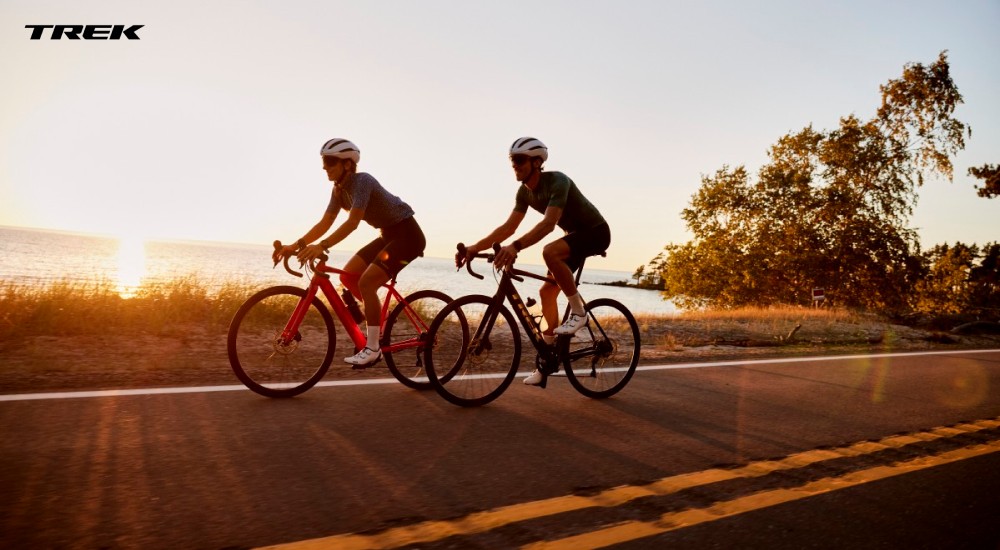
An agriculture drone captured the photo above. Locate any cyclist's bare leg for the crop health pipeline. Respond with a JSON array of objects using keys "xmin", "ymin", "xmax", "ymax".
[
  {"xmin": 539, "ymin": 280, "xmax": 561, "ymax": 337},
  {"xmin": 358, "ymin": 263, "xmax": 390, "ymax": 327},
  {"xmin": 540, "ymin": 240, "xmax": 580, "ymax": 333},
  {"xmin": 339, "ymin": 255, "xmax": 367, "ymax": 298},
  {"xmin": 342, "ymin": 262, "xmax": 391, "ymax": 364},
  {"xmin": 542, "ymin": 240, "xmax": 578, "ymax": 296},
  {"xmin": 543, "ymin": 239, "xmax": 591, "ymax": 336}
]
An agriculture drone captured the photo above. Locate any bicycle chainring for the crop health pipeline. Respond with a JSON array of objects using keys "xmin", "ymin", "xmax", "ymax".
[{"xmin": 535, "ymin": 350, "xmax": 560, "ymax": 375}]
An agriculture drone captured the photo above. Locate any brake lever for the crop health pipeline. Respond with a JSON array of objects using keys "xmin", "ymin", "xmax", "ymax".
[
  {"xmin": 489, "ymin": 242, "xmax": 522, "ymax": 280},
  {"xmin": 307, "ymin": 253, "xmax": 329, "ymax": 273}
]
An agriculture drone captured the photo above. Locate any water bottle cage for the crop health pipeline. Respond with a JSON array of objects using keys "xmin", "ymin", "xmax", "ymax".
[
  {"xmin": 348, "ymin": 304, "xmax": 364, "ymax": 324},
  {"xmin": 341, "ymin": 289, "xmax": 366, "ymax": 324}
]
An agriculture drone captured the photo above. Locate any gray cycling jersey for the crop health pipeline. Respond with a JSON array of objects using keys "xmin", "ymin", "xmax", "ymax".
[{"xmin": 326, "ymin": 172, "xmax": 414, "ymax": 229}]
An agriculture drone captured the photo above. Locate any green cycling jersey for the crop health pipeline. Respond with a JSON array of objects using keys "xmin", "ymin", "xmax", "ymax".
[{"xmin": 514, "ymin": 171, "xmax": 606, "ymax": 233}]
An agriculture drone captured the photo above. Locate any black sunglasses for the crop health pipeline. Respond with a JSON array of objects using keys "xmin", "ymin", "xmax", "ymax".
[{"xmin": 511, "ymin": 155, "xmax": 532, "ymax": 166}]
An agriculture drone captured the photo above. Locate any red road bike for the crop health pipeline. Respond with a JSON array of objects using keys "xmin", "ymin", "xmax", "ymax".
[{"xmin": 227, "ymin": 241, "xmax": 451, "ymax": 397}]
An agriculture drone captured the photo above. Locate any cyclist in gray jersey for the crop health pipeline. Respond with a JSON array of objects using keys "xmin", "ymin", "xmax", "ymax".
[
  {"xmin": 275, "ymin": 138, "xmax": 426, "ymax": 367},
  {"xmin": 459, "ymin": 137, "xmax": 611, "ymax": 386}
]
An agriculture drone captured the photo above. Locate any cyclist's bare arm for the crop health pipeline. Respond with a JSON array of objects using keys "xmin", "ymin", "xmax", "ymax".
[
  {"xmin": 494, "ymin": 206, "xmax": 562, "ymax": 269},
  {"xmin": 464, "ymin": 209, "xmax": 525, "ymax": 264},
  {"xmin": 274, "ymin": 210, "xmax": 335, "ymax": 262},
  {"xmin": 513, "ymin": 205, "xmax": 562, "ymax": 251},
  {"xmin": 299, "ymin": 207, "xmax": 365, "ymax": 262}
]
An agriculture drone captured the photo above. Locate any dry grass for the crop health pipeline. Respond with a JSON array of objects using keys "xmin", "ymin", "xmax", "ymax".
[
  {"xmin": 0, "ymin": 278, "xmax": 255, "ymax": 339},
  {"xmin": 1, "ymin": 285, "xmax": 996, "ymax": 394},
  {"xmin": 631, "ymin": 305, "xmax": 977, "ymax": 363}
]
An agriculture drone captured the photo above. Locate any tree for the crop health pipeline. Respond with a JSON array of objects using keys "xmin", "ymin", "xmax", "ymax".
[
  {"xmin": 651, "ymin": 52, "xmax": 969, "ymax": 312},
  {"xmin": 632, "ymin": 264, "xmax": 645, "ymax": 285},
  {"xmin": 968, "ymin": 242, "xmax": 1000, "ymax": 314},
  {"xmin": 630, "ymin": 252, "xmax": 666, "ymax": 289},
  {"xmin": 912, "ymin": 242, "xmax": 1000, "ymax": 316},
  {"xmin": 913, "ymin": 243, "xmax": 977, "ymax": 314},
  {"xmin": 968, "ymin": 163, "xmax": 1000, "ymax": 198}
]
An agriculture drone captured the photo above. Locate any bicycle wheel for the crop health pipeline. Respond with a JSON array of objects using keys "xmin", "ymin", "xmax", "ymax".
[
  {"xmin": 424, "ymin": 294, "xmax": 521, "ymax": 407},
  {"xmin": 228, "ymin": 286, "xmax": 336, "ymax": 398},
  {"xmin": 560, "ymin": 298, "xmax": 640, "ymax": 399},
  {"xmin": 382, "ymin": 289, "xmax": 451, "ymax": 390}
]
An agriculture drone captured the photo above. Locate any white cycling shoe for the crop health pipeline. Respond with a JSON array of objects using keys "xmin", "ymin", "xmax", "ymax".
[
  {"xmin": 345, "ymin": 347, "xmax": 382, "ymax": 367},
  {"xmin": 524, "ymin": 369, "xmax": 546, "ymax": 386},
  {"xmin": 553, "ymin": 313, "xmax": 587, "ymax": 335}
]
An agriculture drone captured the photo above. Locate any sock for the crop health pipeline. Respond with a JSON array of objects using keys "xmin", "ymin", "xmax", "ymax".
[
  {"xmin": 567, "ymin": 293, "xmax": 585, "ymax": 316},
  {"xmin": 542, "ymin": 334, "xmax": 556, "ymax": 346},
  {"xmin": 366, "ymin": 326, "xmax": 381, "ymax": 351}
]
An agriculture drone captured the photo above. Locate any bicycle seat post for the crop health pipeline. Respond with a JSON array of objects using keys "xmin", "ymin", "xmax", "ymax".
[{"xmin": 574, "ymin": 258, "xmax": 586, "ymax": 286}]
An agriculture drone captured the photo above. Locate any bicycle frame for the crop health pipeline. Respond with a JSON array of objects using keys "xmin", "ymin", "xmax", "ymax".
[
  {"xmin": 278, "ymin": 260, "xmax": 428, "ymax": 354},
  {"xmin": 471, "ymin": 260, "xmax": 589, "ymax": 357}
]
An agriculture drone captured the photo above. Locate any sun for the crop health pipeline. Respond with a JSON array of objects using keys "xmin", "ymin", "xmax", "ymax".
[{"xmin": 115, "ymin": 232, "xmax": 148, "ymax": 298}]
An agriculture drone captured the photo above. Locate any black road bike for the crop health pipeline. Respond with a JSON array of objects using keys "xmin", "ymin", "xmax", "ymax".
[{"xmin": 423, "ymin": 244, "xmax": 640, "ymax": 407}]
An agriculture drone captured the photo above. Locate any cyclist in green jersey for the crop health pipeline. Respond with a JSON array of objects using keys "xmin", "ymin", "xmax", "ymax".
[{"xmin": 458, "ymin": 137, "xmax": 611, "ymax": 386}]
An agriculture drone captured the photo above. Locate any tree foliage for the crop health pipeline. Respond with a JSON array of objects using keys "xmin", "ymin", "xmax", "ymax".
[
  {"xmin": 646, "ymin": 52, "xmax": 971, "ymax": 313},
  {"xmin": 968, "ymin": 242, "xmax": 1000, "ymax": 312},
  {"xmin": 913, "ymin": 242, "xmax": 1000, "ymax": 315},
  {"xmin": 913, "ymin": 243, "xmax": 978, "ymax": 314},
  {"xmin": 968, "ymin": 163, "xmax": 1000, "ymax": 198}
]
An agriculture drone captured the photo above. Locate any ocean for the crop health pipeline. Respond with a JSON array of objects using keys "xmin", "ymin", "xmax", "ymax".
[{"xmin": 0, "ymin": 226, "xmax": 675, "ymax": 315}]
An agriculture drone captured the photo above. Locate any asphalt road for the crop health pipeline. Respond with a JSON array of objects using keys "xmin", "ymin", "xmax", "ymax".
[{"xmin": 2, "ymin": 350, "xmax": 999, "ymax": 549}]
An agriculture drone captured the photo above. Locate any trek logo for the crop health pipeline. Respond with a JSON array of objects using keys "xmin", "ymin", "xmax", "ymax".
[
  {"xmin": 510, "ymin": 291, "xmax": 543, "ymax": 340},
  {"xmin": 25, "ymin": 25, "xmax": 144, "ymax": 40}
]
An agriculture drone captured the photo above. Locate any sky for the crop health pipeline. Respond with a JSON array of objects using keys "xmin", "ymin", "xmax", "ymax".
[{"xmin": 1, "ymin": 0, "xmax": 998, "ymax": 272}]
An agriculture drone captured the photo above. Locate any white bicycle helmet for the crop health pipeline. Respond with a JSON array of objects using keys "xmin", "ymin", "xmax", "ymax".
[
  {"xmin": 320, "ymin": 138, "xmax": 360, "ymax": 163},
  {"xmin": 509, "ymin": 137, "xmax": 548, "ymax": 162}
]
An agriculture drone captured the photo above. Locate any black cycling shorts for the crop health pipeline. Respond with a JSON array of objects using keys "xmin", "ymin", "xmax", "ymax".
[
  {"xmin": 356, "ymin": 216, "xmax": 426, "ymax": 279},
  {"xmin": 561, "ymin": 222, "xmax": 611, "ymax": 273}
]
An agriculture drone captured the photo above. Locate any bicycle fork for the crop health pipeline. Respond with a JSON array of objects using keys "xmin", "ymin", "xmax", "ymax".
[
  {"xmin": 279, "ymin": 287, "xmax": 321, "ymax": 346},
  {"xmin": 465, "ymin": 302, "xmax": 506, "ymax": 364}
]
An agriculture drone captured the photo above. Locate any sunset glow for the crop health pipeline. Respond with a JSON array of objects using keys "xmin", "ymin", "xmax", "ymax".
[
  {"xmin": 115, "ymin": 235, "xmax": 146, "ymax": 298},
  {"xmin": 1, "ymin": 1, "xmax": 997, "ymax": 272}
]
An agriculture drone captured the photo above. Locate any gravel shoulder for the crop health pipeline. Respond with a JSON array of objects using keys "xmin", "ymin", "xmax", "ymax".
[{"xmin": 1, "ymin": 317, "xmax": 997, "ymax": 394}]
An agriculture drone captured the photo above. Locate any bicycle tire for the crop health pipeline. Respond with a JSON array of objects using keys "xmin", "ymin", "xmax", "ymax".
[
  {"xmin": 227, "ymin": 286, "xmax": 336, "ymax": 398},
  {"xmin": 424, "ymin": 294, "xmax": 521, "ymax": 407},
  {"xmin": 382, "ymin": 289, "xmax": 451, "ymax": 390},
  {"xmin": 560, "ymin": 298, "xmax": 640, "ymax": 399}
]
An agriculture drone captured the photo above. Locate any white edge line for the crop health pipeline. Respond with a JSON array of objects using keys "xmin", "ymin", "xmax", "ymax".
[
  {"xmin": 638, "ymin": 347, "xmax": 1000, "ymax": 371},
  {"xmin": 2, "ymin": 348, "xmax": 997, "ymax": 402}
]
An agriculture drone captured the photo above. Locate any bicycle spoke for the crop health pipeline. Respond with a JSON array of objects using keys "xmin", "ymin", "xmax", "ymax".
[
  {"xmin": 562, "ymin": 298, "xmax": 639, "ymax": 398},
  {"xmin": 426, "ymin": 295, "xmax": 521, "ymax": 407},
  {"xmin": 383, "ymin": 290, "xmax": 451, "ymax": 390}
]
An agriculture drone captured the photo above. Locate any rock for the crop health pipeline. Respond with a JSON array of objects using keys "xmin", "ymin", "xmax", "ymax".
[{"xmin": 950, "ymin": 321, "xmax": 1000, "ymax": 335}]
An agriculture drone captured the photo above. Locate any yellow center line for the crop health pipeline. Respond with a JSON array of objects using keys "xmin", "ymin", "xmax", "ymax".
[
  {"xmin": 258, "ymin": 417, "xmax": 1000, "ymax": 550},
  {"xmin": 525, "ymin": 438, "xmax": 1000, "ymax": 550}
]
